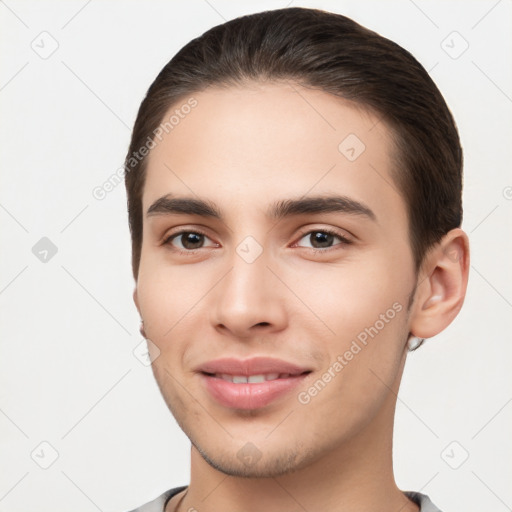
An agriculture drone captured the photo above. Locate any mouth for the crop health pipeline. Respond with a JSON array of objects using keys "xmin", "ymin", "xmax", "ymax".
[{"xmin": 197, "ymin": 357, "xmax": 312, "ymax": 410}]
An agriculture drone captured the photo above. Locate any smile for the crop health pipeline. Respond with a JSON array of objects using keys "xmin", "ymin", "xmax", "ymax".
[{"xmin": 209, "ymin": 372, "xmax": 299, "ymax": 383}]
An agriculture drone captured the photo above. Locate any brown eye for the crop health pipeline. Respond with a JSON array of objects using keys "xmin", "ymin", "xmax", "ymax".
[
  {"xmin": 309, "ymin": 231, "xmax": 335, "ymax": 249},
  {"xmin": 178, "ymin": 232, "xmax": 204, "ymax": 249},
  {"xmin": 164, "ymin": 231, "xmax": 217, "ymax": 252},
  {"xmin": 296, "ymin": 229, "xmax": 351, "ymax": 250}
]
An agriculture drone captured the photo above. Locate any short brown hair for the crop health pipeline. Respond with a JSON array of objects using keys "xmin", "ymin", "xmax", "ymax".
[{"xmin": 124, "ymin": 7, "xmax": 462, "ymax": 279}]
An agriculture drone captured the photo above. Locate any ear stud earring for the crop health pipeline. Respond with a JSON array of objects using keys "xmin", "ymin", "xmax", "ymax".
[
  {"xmin": 140, "ymin": 319, "xmax": 147, "ymax": 339},
  {"xmin": 407, "ymin": 335, "xmax": 425, "ymax": 351}
]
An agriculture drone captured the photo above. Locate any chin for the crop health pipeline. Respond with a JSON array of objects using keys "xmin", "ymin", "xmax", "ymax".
[{"xmin": 193, "ymin": 439, "xmax": 310, "ymax": 478}]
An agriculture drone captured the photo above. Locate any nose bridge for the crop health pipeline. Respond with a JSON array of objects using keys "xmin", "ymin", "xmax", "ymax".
[
  {"xmin": 231, "ymin": 241, "xmax": 268, "ymax": 298},
  {"xmin": 211, "ymin": 235, "xmax": 286, "ymax": 335}
]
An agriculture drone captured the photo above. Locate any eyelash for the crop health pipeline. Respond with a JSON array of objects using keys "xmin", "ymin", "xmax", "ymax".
[
  {"xmin": 163, "ymin": 227, "xmax": 352, "ymax": 256},
  {"xmin": 162, "ymin": 229, "xmax": 216, "ymax": 256},
  {"xmin": 291, "ymin": 228, "xmax": 352, "ymax": 255},
  {"xmin": 162, "ymin": 228, "xmax": 353, "ymax": 256}
]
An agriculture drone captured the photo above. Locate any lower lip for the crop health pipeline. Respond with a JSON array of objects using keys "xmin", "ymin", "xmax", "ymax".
[{"xmin": 201, "ymin": 373, "xmax": 309, "ymax": 410}]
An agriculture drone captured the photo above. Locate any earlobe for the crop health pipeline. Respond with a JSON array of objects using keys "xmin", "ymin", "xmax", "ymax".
[{"xmin": 409, "ymin": 228, "xmax": 470, "ymax": 340}]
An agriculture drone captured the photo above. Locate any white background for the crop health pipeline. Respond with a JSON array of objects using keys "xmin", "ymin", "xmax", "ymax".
[{"xmin": 1, "ymin": 1, "xmax": 511, "ymax": 511}]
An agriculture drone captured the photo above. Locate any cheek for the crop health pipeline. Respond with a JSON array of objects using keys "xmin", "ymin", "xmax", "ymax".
[
  {"xmin": 289, "ymin": 252, "xmax": 411, "ymax": 338},
  {"xmin": 136, "ymin": 273, "xmax": 170, "ymax": 332},
  {"xmin": 136, "ymin": 271, "xmax": 190, "ymax": 388},
  {"xmin": 300, "ymin": 281, "xmax": 409, "ymax": 437},
  {"xmin": 136, "ymin": 257, "xmax": 225, "ymax": 381},
  {"xmin": 136, "ymin": 261, "xmax": 197, "ymax": 341}
]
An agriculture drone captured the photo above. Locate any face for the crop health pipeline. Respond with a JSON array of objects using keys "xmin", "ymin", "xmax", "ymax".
[{"xmin": 135, "ymin": 81, "xmax": 418, "ymax": 477}]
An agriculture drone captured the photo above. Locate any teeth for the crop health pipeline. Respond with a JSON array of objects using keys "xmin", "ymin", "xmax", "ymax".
[{"xmin": 218, "ymin": 373, "xmax": 281, "ymax": 383}]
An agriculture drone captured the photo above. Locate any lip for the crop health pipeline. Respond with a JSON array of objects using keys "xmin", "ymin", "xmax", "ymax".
[
  {"xmin": 197, "ymin": 357, "xmax": 312, "ymax": 410},
  {"xmin": 197, "ymin": 356, "xmax": 311, "ymax": 376}
]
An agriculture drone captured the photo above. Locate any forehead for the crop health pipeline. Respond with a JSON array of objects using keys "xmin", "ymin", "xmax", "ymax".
[{"xmin": 143, "ymin": 81, "xmax": 405, "ymax": 225}]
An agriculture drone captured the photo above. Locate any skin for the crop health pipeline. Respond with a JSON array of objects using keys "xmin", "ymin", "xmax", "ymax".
[{"xmin": 133, "ymin": 81, "xmax": 469, "ymax": 512}]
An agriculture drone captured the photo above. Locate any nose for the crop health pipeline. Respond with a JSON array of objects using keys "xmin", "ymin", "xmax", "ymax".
[{"xmin": 210, "ymin": 246, "xmax": 288, "ymax": 339}]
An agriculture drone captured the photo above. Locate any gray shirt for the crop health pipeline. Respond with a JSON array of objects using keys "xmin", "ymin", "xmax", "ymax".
[{"xmin": 127, "ymin": 486, "xmax": 443, "ymax": 512}]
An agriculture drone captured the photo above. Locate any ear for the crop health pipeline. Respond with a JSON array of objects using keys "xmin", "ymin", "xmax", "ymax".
[{"xmin": 409, "ymin": 228, "xmax": 470, "ymax": 339}]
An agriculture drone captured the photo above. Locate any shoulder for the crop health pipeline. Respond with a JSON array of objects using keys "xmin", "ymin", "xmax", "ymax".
[
  {"xmin": 126, "ymin": 486, "xmax": 188, "ymax": 512},
  {"xmin": 404, "ymin": 491, "xmax": 444, "ymax": 512}
]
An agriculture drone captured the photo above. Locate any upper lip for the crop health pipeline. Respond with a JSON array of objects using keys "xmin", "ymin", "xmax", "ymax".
[{"xmin": 197, "ymin": 357, "xmax": 312, "ymax": 376}]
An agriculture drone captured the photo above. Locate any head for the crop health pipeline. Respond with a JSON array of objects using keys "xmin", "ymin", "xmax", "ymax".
[{"xmin": 125, "ymin": 7, "xmax": 469, "ymax": 478}]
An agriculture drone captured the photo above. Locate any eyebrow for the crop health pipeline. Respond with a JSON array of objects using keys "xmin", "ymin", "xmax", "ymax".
[{"xmin": 146, "ymin": 194, "xmax": 376, "ymax": 222}]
